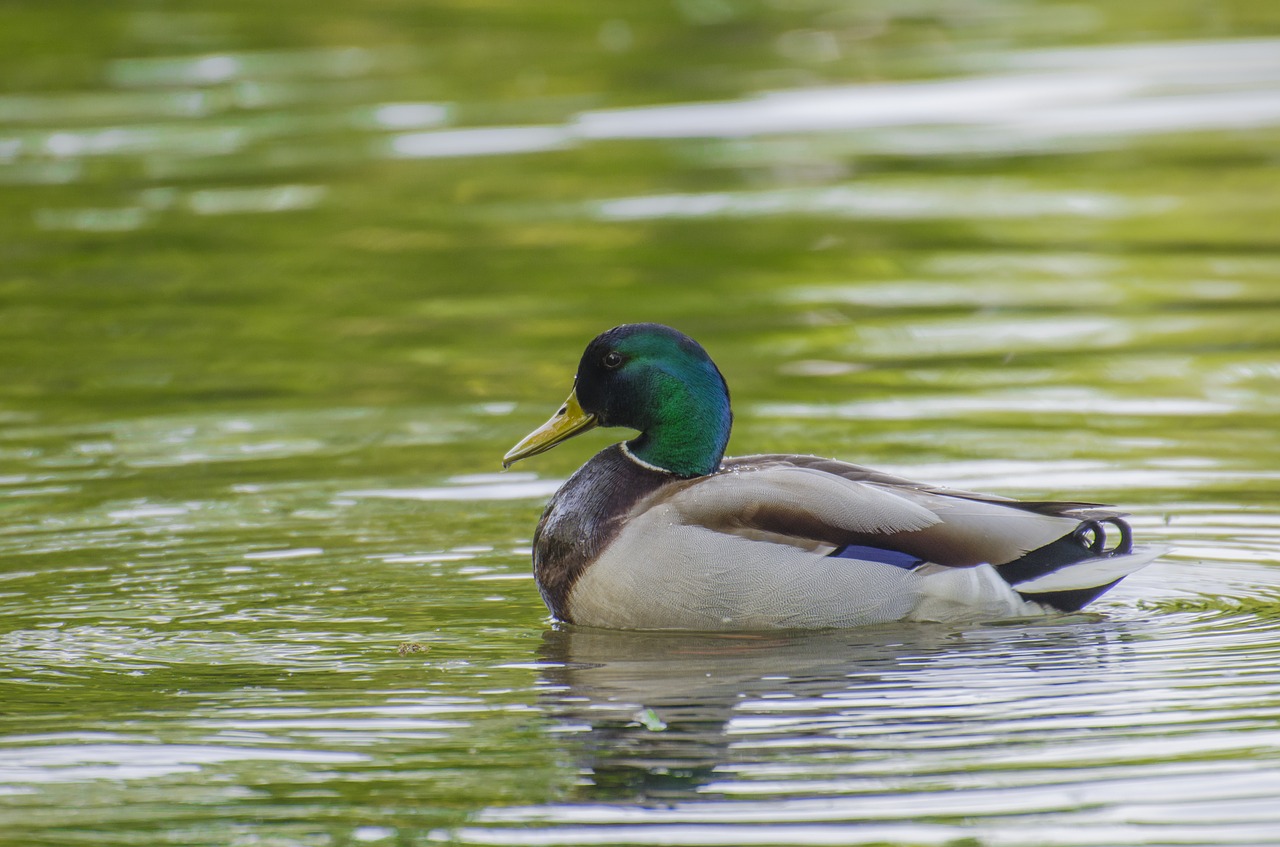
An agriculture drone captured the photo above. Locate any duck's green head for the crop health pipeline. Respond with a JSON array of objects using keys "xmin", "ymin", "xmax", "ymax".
[{"xmin": 503, "ymin": 323, "xmax": 732, "ymax": 477}]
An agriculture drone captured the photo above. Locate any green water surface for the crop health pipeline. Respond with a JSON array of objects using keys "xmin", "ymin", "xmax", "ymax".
[{"xmin": 2, "ymin": 2, "xmax": 1280, "ymax": 846}]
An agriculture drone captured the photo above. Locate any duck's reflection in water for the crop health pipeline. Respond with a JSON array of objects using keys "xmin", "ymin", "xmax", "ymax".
[{"xmin": 535, "ymin": 618, "xmax": 1130, "ymax": 804}]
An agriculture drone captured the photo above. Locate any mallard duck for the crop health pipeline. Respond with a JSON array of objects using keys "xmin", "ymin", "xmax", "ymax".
[{"xmin": 503, "ymin": 323, "xmax": 1161, "ymax": 630}]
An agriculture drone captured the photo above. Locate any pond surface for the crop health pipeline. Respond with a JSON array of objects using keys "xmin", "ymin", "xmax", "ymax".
[{"xmin": 3, "ymin": 2, "xmax": 1280, "ymax": 846}]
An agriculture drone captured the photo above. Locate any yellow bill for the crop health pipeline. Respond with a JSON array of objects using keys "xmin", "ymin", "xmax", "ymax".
[{"xmin": 502, "ymin": 387, "xmax": 598, "ymax": 468}]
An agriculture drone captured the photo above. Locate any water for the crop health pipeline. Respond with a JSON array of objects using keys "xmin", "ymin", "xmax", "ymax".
[{"xmin": 3, "ymin": 2, "xmax": 1280, "ymax": 845}]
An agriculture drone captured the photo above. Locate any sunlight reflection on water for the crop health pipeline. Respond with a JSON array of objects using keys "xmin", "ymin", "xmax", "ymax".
[
  {"xmin": 7, "ymin": 36, "xmax": 1280, "ymax": 230},
  {"xmin": 0, "ymin": 743, "xmax": 368, "ymax": 784},
  {"xmin": 589, "ymin": 180, "xmax": 1177, "ymax": 221}
]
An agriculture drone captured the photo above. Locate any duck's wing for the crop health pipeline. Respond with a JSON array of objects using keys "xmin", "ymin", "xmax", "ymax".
[
  {"xmin": 726, "ymin": 454, "xmax": 1116, "ymax": 516},
  {"xmin": 676, "ymin": 454, "xmax": 1106, "ymax": 569},
  {"xmin": 668, "ymin": 462, "xmax": 940, "ymax": 548}
]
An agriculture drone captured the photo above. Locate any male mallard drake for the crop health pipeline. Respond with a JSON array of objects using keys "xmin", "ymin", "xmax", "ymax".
[{"xmin": 503, "ymin": 323, "xmax": 1160, "ymax": 630}]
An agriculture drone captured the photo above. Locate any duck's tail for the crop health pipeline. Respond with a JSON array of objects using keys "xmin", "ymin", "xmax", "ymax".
[{"xmin": 996, "ymin": 517, "xmax": 1163, "ymax": 611}]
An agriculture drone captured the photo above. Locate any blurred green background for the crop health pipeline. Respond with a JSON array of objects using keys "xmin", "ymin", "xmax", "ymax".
[
  {"xmin": 4, "ymin": 1, "xmax": 1278, "ymax": 426},
  {"xmin": 2, "ymin": 2, "xmax": 1280, "ymax": 846}
]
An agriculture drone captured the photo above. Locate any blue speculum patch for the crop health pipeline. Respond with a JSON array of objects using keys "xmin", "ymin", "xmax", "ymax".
[{"xmin": 829, "ymin": 544, "xmax": 924, "ymax": 570}]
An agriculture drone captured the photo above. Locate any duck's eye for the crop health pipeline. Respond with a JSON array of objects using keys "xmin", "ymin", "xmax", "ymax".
[{"xmin": 603, "ymin": 351, "xmax": 623, "ymax": 369}]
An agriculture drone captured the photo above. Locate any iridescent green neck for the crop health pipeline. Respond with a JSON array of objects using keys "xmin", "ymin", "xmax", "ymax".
[{"xmin": 624, "ymin": 370, "xmax": 731, "ymax": 477}]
